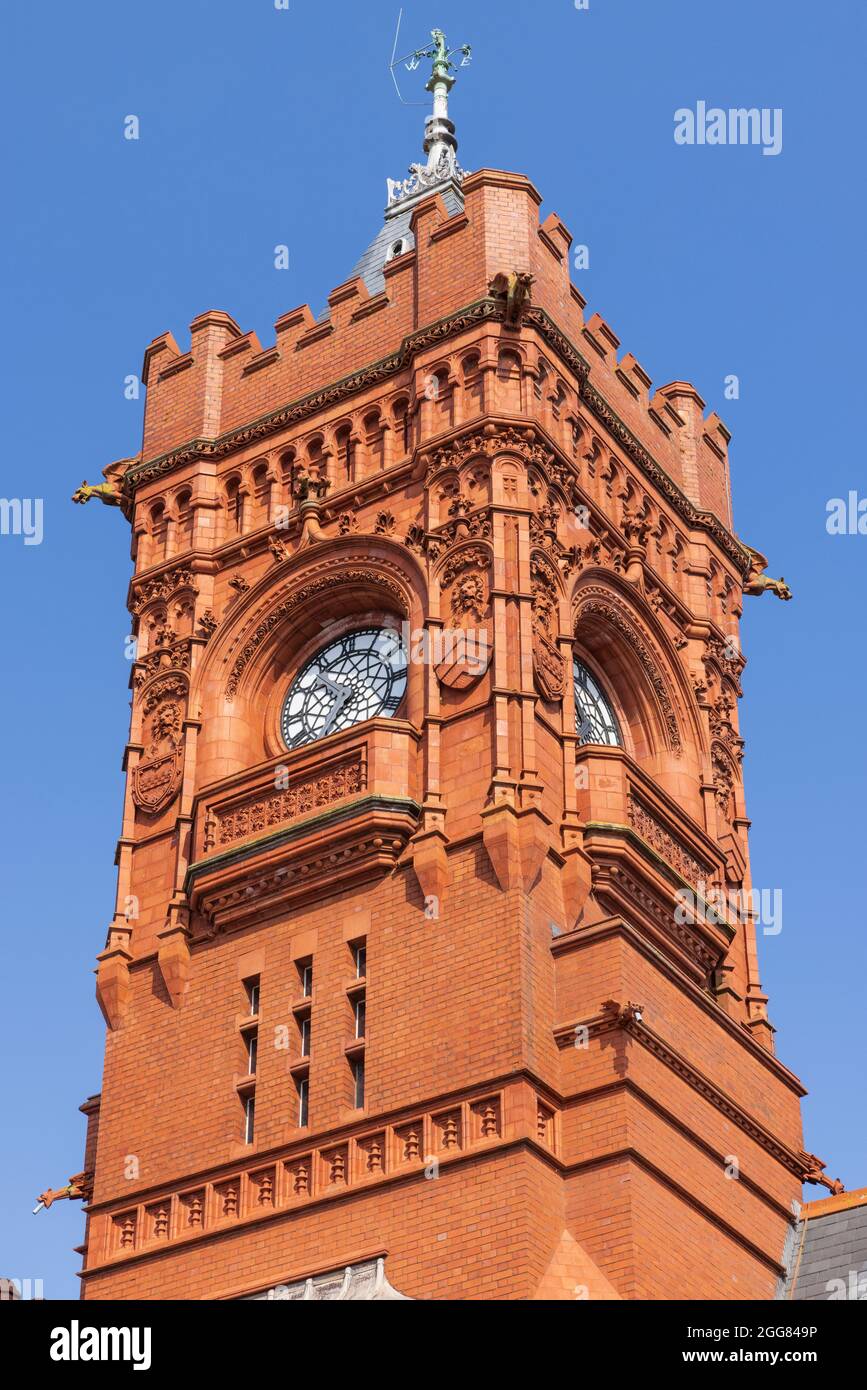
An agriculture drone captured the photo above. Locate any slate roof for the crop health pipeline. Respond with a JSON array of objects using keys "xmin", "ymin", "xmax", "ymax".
[
  {"xmin": 350, "ymin": 183, "xmax": 465, "ymax": 300},
  {"xmin": 780, "ymin": 1188, "xmax": 867, "ymax": 1301},
  {"xmin": 316, "ymin": 182, "xmax": 466, "ymax": 322}
]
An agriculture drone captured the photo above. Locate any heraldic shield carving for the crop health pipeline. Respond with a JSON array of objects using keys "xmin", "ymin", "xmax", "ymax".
[{"xmin": 132, "ymin": 675, "xmax": 186, "ymax": 814}]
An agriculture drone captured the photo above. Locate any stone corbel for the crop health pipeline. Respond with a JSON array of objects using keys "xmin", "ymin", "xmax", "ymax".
[
  {"xmin": 481, "ymin": 778, "xmax": 521, "ymax": 892},
  {"xmin": 516, "ymin": 778, "xmax": 552, "ymax": 892},
  {"xmin": 297, "ymin": 497, "xmax": 329, "ymax": 548},
  {"xmin": 95, "ymin": 923, "xmax": 133, "ymax": 1030},
  {"xmin": 625, "ymin": 546, "xmax": 645, "ymax": 588},
  {"xmin": 744, "ymin": 990, "xmax": 775, "ymax": 1052},
  {"xmin": 157, "ymin": 897, "xmax": 192, "ymax": 1009},
  {"xmin": 719, "ymin": 829, "xmax": 747, "ymax": 885},
  {"xmin": 711, "ymin": 962, "xmax": 744, "ymax": 1020},
  {"xmin": 559, "ymin": 815, "xmax": 593, "ymax": 928},
  {"xmin": 408, "ymin": 801, "xmax": 450, "ymax": 911}
]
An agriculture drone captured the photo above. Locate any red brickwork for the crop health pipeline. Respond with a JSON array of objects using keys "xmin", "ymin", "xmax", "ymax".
[{"xmin": 78, "ymin": 165, "xmax": 809, "ymax": 1300}]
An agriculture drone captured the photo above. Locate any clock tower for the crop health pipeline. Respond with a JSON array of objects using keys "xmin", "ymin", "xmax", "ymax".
[{"xmin": 67, "ymin": 34, "xmax": 831, "ymax": 1300}]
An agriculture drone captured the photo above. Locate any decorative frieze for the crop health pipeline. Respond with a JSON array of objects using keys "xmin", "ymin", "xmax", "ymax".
[
  {"xmin": 627, "ymin": 794, "xmax": 712, "ymax": 890},
  {"xmin": 211, "ymin": 756, "xmax": 366, "ymax": 850},
  {"xmin": 92, "ymin": 1090, "xmax": 506, "ymax": 1266}
]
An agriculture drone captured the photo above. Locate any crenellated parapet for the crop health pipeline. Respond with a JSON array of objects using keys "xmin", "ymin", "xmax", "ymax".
[{"xmin": 111, "ymin": 170, "xmax": 738, "ymax": 551}]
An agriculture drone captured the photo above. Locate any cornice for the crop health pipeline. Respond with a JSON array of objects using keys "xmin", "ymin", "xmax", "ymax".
[
  {"xmin": 185, "ymin": 794, "xmax": 420, "ymax": 890},
  {"xmin": 550, "ymin": 916, "xmax": 806, "ymax": 1096},
  {"xmin": 554, "ymin": 1007, "xmax": 812, "ymax": 1178}
]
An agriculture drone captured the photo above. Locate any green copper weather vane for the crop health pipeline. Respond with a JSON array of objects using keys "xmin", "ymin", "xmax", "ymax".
[{"xmin": 389, "ymin": 15, "xmax": 472, "ymax": 105}]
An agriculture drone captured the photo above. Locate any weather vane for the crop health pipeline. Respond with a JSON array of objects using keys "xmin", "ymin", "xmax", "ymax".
[
  {"xmin": 386, "ymin": 14, "xmax": 473, "ymax": 208},
  {"xmin": 389, "ymin": 14, "xmax": 472, "ymax": 106}
]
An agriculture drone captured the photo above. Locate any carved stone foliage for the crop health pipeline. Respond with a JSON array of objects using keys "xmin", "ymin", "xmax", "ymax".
[
  {"xmin": 702, "ymin": 632, "xmax": 746, "ymax": 682},
  {"xmin": 405, "ymin": 508, "xmax": 492, "ymax": 565},
  {"xmin": 701, "ymin": 635, "xmax": 745, "ymax": 763},
  {"xmin": 530, "ymin": 551, "xmax": 565, "ymax": 701},
  {"xmin": 708, "ymin": 685, "xmax": 744, "ymax": 763},
  {"xmin": 133, "ymin": 674, "xmax": 188, "ymax": 814},
  {"xmin": 423, "ymin": 425, "xmax": 553, "ymax": 486},
  {"xmin": 197, "ymin": 609, "xmax": 218, "ymax": 639},
  {"xmin": 575, "ymin": 585, "xmax": 682, "ymax": 753},
  {"xmin": 130, "ymin": 567, "xmax": 198, "ymax": 617},
  {"xmin": 712, "ymin": 742, "xmax": 737, "ymax": 821},
  {"xmin": 208, "ymin": 756, "xmax": 366, "ymax": 851},
  {"xmin": 224, "ymin": 567, "xmax": 407, "ymax": 700},
  {"xmin": 134, "ymin": 637, "xmax": 192, "ymax": 688}
]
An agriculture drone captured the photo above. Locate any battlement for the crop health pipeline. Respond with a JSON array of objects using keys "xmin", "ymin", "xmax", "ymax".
[{"xmin": 136, "ymin": 167, "xmax": 732, "ymax": 530}]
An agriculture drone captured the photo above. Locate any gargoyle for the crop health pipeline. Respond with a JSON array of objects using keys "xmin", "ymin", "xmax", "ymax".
[
  {"xmin": 34, "ymin": 1171, "xmax": 93, "ymax": 1213},
  {"xmin": 488, "ymin": 270, "xmax": 535, "ymax": 328},
  {"xmin": 71, "ymin": 480, "xmax": 120, "ymax": 507},
  {"xmin": 71, "ymin": 456, "xmax": 136, "ymax": 511},
  {"xmin": 744, "ymin": 546, "xmax": 792, "ymax": 601}
]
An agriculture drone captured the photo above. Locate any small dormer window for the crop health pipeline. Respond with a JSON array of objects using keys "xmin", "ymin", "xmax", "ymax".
[{"xmin": 386, "ymin": 237, "xmax": 410, "ymax": 263}]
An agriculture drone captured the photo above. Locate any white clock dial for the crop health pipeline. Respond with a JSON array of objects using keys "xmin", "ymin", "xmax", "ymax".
[{"xmin": 280, "ymin": 627, "xmax": 408, "ymax": 751}]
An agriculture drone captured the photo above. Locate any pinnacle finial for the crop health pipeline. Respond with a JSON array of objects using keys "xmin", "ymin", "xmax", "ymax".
[{"xmin": 387, "ymin": 26, "xmax": 472, "ymax": 210}]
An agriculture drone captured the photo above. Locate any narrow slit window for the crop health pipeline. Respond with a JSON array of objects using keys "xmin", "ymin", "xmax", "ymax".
[
  {"xmin": 352, "ymin": 1057, "xmax": 365, "ymax": 1109},
  {"xmin": 353, "ymin": 942, "xmax": 366, "ymax": 979},
  {"xmin": 296, "ymin": 1076, "xmax": 309, "ymax": 1128}
]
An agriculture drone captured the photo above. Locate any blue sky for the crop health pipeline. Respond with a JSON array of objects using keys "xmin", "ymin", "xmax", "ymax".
[{"xmin": 1, "ymin": 0, "xmax": 864, "ymax": 1298}]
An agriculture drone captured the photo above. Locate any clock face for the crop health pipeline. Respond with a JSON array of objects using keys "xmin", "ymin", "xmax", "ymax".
[
  {"xmin": 280, "ymin": 627, "xmax": 408, "ymax": 752},
  {"xmin": 573, "ymin": 658, "xmax": 622, "ymax": 747}
]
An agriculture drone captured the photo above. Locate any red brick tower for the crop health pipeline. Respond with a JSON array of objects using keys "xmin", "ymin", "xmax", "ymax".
[{"xmin": 70, "ymin": 35, "xmax": 828, "ymax": 1300}]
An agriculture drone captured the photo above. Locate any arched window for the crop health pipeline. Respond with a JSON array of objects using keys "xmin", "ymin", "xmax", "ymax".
[
  {"xmin": 225, "ymin": 477, "xmax": 244, "ymax": 534},
  {"xmin": 573, "ymin": 658, "xmax": 622, "ymax": 747},
  {"xmin": 391, "ymin": 399, "xmax": 411, "ymax": 457},
  {"xmin": 335, "ymin": 424, "xmax": 354, "ymax": 482},
  {"xmin": 149, "ymin": 501, "xmax": 167, "ymax": 563},
  {"xmin": 175, "ymin": 489, "xmax": 193, "ymax": 552}
]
